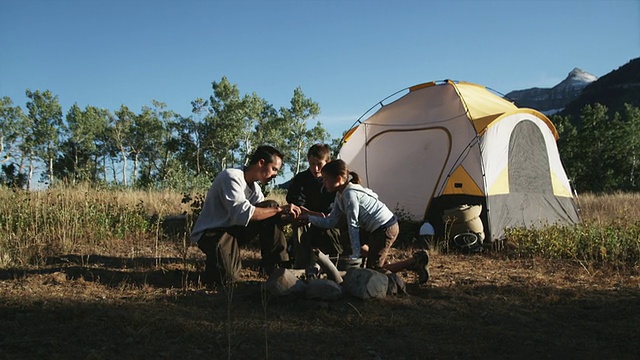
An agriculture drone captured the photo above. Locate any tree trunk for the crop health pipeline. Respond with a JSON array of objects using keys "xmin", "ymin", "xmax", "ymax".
[
  {"xmin": 196, "ymin": 147, "xmax": 201, "ymax": 175},
  {"xmin": 120, "ymin": 149, "xmax": 128, "ymax": 187},
  {"xmin": 110, "ymin": 157, "xmax": 117, "ymax": 185},
  {"xmin": 294, "ymin": 139, "xmax": 303, "ymax": 175},
  {"xmin": 27, "ymin": 158, "xmax": 34, "ymax": 190},
  {"xmin": 0, "ymin": 138, "xmax": 8, "ymax": 164},
  {"xmin": 101, "ymin": 156, "xmax": 107, "ymax": 183},
  {"xmin": 48, "ymin": 156, "xmax": 54, "ymax": 185},
  {"xmin": 133, "ymin": 153, "xmax": 139, "ymax": 186},
  {"xmin": 74, "ymin": 148, "xmax": 79, "ymax": 183}
]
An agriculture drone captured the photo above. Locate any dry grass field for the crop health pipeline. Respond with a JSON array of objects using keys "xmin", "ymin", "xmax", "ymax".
[{"xmin": 0, "ymin": 188, "xmax": 639, "ymax": 359}]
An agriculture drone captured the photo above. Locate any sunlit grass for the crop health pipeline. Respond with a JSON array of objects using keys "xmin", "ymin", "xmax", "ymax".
[
  {"xmin": 505, "ymin": 219, "xmax": 640, "ymax": 267},
  {"xmin": 0, "ymin": 185, "xmax": 187, "ymax": 267},
  {"xmin": 0, "ymin": 185, "xmax": 287, "ymax": 267},
  {"xmin": 1, "ymin": 185, "xmax": 638, "ymax": 268},
  {"xmin": 505, "ymin": 192, "xmax": 640, "ymax": 267}
]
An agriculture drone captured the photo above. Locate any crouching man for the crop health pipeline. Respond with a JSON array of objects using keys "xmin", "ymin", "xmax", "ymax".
[{"xmin": 190, "ymin": 145, "xmax": 301, "ymax": 287}]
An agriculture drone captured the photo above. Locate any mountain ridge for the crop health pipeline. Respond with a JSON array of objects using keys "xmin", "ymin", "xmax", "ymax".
[
  {"xmin": 506, "ymin": 68, "xmax": 597, "ymax": 115},
  {"xmin": 559, "ymin": 57, "xmax": 640, "ymax": 119},
  {"xmin": 504, "ymin": 57, "xmax": 640, "ymax": 119}
]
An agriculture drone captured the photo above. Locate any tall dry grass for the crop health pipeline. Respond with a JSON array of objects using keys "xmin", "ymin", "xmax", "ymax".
[
  {"xmin": 0, "ymin": 185, "xmax": 190, "ymax": 267},
  {"xmin": 1, "ymin": 186, "xmax": 638, "ymax": 268},
  {"xmin": 0, "ymin": 186, "xmax": 286, "ymax": 268},
  {"xmin": 575, "ymin": 192, "xmax": 640, "ymax": 223}
]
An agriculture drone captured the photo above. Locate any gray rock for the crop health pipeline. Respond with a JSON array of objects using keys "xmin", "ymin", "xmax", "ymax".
[
  {"xmin": 305, "ymin": 279, "xmax": 343, "ymax": 301},
  {"xmin": 264, "ymin": 268, "xmax": 308, "ymax": 296},
  {"xmin": 386, "ymin": 272, "xmax": 406, "ymax": 295},
  {"xmin": 342, "ymin": 268, "xmax": 388, "ymax": 299}
]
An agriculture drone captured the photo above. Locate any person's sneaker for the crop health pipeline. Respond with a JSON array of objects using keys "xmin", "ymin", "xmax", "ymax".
[{"xmin": 412, "ymin": 250, "xmax": 430, "ymax": 284}]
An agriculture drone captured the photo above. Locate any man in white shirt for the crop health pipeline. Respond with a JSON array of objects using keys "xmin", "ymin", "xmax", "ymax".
[{"xmin": 191, "ymin": 145, "xmax": 301, "ymax": 286}]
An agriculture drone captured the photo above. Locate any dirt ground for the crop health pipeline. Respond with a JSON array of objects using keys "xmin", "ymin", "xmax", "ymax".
[{"xmin": 1, "ymin": 246, "xmax": 639, "ymax": 360}]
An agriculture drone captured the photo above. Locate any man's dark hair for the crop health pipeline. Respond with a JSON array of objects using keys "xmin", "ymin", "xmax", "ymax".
[
  {"xmin": 307, "ymin": 143, "xmax": 332, "ymax": 161},
  {"xmin": 247, "ymin": 145, "xmax": 285, "ymax": 166}
]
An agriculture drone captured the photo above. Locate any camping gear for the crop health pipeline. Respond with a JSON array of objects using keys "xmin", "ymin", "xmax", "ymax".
[
  {"xmin": 442, "ymin": 204, "xmax": 485, "ymax": 243},
  {"xmin": 338, "ymin": 80, "xmax": 580, "ymax": 242},
  {"xmin": 452, "ymin": 233, "xmax": 482, "ymax": 253},
  {"xmin": 443, "ymin": 204, "xmax": 485, "ymax": 253}
]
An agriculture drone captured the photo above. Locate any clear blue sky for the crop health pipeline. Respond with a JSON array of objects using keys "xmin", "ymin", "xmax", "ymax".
[{"xmin": 1, "ymin": 0, "xmax": 639, "ymax": 139}]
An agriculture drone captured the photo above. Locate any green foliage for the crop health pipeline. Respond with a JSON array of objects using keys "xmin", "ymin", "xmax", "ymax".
[
  {"xmin": 391, "ymin": 203, "xmax": 423, "ymax": 249},
  {"xmin": 505, "ymin": 219, "xmax": 640, "ymax": 267},
  {"xmin": 279, "ymin": 87, "xmax": 328, "ymax": 174},
  {"xmin": 0, "ymin": 78, "xmax": 339, "ymax": 190},
  {"xmin": 553, "ymin": 103, "xmax": 640, "ymax": 193},
  {"xmin": 1, "ymin": 163, "xmax": 28, "ymax": 188},
  {"xmin": 54, "ymin": 104, "xmax": 111, "ymax": 184},
  {"xmin": 3, "ymin": 74, "xmax": 639, "ymax": 194},
  {"xmin": 0, "ymin": 96, "xmax": 24, "ymax": 164},
  {"xmin": 25, "ymin": 89, "xmax": 65, "ymax": 187},
  {"xmin": 200, "ymin": 76, "xmax": 247, "ymax": 173}
]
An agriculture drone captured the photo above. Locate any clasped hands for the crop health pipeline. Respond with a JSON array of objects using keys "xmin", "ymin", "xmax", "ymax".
[
  {"xmin": 279, "ymin": 204, "xmax": 326, "ymax": 223},
  {"xmin": 279, "ymin": 203, "xmax": 302, "ymax": 218}
]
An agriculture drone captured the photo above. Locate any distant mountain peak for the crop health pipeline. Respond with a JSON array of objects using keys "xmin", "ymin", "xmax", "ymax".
[
  {"xmin": 506, "ymin": 68, "xmax": 597, "ymax": 114},
  {"xmin": 559, "ymin": 57, "xmax": 640, "ymax": 119},
  {"xmin": 559, "ymin": 68, "xmax": 598, "ymax": 88}
]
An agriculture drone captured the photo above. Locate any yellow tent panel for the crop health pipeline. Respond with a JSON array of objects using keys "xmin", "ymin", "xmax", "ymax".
[
  {"xmin": 488, "ymin": 166, "xmax": 510, "ymax": 195},
  {"xmin": 551, "ymin": 170, "xmax": 573, "ymax": 197},
  {"xmin": 442, "ymin": 165, "xmax": 484, "ymax": 196},
  {"xmin": 454, "ymin": 82, "xmax": 517, "ymax": 124}
]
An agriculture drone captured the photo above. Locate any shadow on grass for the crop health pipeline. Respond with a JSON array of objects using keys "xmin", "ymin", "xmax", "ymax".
[
  {"xmin": 2, "ymin": 250, "xmax": 640, "ymax": 359},
  {"xmin": 0, "ymin": 254, "xmax": 248, "ymax": 290},
  {"xmin": 0, "ymin": 279, "xmax": 639, "ymax": 359}
]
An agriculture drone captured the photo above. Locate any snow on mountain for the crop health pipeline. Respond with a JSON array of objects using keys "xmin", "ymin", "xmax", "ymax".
[{"xmin": 505, "ymin": 68, "xmax": 598, "ymax": 113}]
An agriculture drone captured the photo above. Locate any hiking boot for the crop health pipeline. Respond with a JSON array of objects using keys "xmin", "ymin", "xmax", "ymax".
[{"xmin": 412, "ymin": 250, "xmax": 430, "ymax": 284}]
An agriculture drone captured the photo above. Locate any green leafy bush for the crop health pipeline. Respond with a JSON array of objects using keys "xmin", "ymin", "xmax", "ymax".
[{"xmin": 505, "ymin": 219, "xmax": 640, "ymax": 267}]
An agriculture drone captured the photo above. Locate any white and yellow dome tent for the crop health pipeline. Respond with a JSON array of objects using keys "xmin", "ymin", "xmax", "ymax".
[{"xmin": 338, "ymin": 80, "xmax": 580, "ymax": 242}]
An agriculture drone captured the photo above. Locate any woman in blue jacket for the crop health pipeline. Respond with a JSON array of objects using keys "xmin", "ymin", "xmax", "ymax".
[{"xmin": 303, "ymin": 159, "xmax": 430, "ymax": 284}]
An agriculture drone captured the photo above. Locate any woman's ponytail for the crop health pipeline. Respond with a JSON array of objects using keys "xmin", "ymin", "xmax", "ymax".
[{"xmin": 349, "ymin": 171, "xmax": 362, "ymax": 184}]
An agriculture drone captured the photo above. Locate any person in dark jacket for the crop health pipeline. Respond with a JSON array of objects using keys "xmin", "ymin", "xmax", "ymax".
[{"xmin": 286, "ymin": 144, "xmax": 343, "ymax": 268}]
